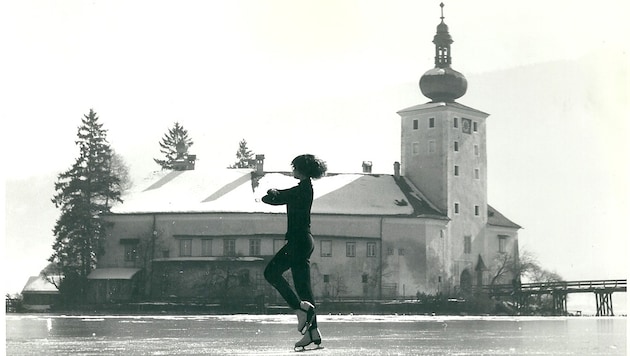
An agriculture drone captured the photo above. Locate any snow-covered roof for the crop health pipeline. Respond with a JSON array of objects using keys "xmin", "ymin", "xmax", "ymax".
[
  {"xmin": 111, "ymin": 163, "xmax": 441, "ymax": 217},
  {"xmin": 22, "ymin": 275, "xmax": 61, "ymax": 294}
]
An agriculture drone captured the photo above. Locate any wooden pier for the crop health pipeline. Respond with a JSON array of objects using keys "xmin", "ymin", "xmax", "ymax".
[{"xmin": 485, "ymin": 279, "xmax": 626, "ymax": 316}]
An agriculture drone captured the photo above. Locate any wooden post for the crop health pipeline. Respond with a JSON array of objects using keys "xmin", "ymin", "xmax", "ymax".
[
  {"xmin": 552, "ymin": 291, "xmax": 567, "ymax": 316},
  {"xmin": 595, "ymin": 291, "xmax": 614, "ymax": 316}
]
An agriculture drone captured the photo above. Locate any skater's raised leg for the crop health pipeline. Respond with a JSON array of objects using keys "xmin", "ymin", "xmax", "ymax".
[
  {"xmin": 295, "ymin": 327, "xmax": 322, "ymax": 351},
  {"xmin": 296, "ymin": 300, "xmax": 315, "ymax": 334}
]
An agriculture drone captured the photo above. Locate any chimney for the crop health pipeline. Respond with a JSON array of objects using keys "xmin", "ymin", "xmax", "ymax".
[
  {"xmin": 172, "ymin": 154, "xmax": 196, "ymax": 171},
  {"xmin": 394, "ymin": 161, "xmax": 400, "ymax": 179},
  {"xmin": 255, "ymin": 154, "xmax": 265, "ymax": 175},
  {"xmin": 362, "ymin": 161, "xmax": 373, "ymax": 174},
  {"xmin": 172, "ymin": 141, "xmax": 196, "ymax": 170}
]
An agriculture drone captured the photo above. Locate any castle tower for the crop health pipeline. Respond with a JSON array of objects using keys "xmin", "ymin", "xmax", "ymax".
[
  {"xmin": 397, "ymin": 4, "xmax": 490, "ymax": 287},
  {"xmin": 398, "ymin": 3, "xmax": 488, "ymax": 219}
]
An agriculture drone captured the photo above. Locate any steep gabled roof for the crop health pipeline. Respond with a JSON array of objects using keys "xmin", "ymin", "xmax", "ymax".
[
  {"xmin": 488, "ymin": 205, "xmax": 522, "ymax": 229},
  {"xmin": 111, "ymin": 163, "xmax": 517, "ymax": 227},
  {"xmin": 112, "ymin": 164, "xmax": 422, "ymax": 216},
  {"xmin": 22, "ymin": 275, "xmax": 60, "ymax": 294}
]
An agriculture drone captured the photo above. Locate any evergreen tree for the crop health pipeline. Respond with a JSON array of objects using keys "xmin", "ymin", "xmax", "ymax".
[
  {"xmin": 153, "ymin": 122, "xmax": 194, "ymax": 169},
  {"xmin": 49, "ymin": 109, "xmax": 122, "ymax": 304},
  {"xmin": 228, "ymin": 139, "xmax": 254, "ymax": 168}
]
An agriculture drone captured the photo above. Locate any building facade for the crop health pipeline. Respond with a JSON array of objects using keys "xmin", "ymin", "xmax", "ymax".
[{"xmin": 91, "ymin": 6, "xmax": 520, "ymax": 305}]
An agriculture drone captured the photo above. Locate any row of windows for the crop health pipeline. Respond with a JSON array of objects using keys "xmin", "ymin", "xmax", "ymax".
[
  {"xmin": 322, "ymin": 273, "xmax": 371, "ymax": 284},
  {"xmin": 125, "ymin": 234, "xmax": 506, "ymax": 262},
  {"xmin": 412, "ymin": 141, "xmax": 480, "ymax": 156},
  {"xmin": 126, "ymin": 239, "xmax": 382, "ymax": 259},
  {"xmin": 453, "ymin": 203, "xmax": 482, "ymax": 216},
  {"xmin": 322, "ymin": 241, "xmax": 377, "ymax": 258},
  {"xmin": 176, "ymin": 238, "xmax": 261, "ymax": 257},
  {"xmin": 454, "ymin": 141, "xmax": 480, "ymax": 156},
  {"xmin": 413, "ymin": 117, "xmax": 479, "ymax": 133},
  {"xmin": 453, "ymin": 165, "xmax": 481, "ymax": 179},
  {"xmin": 463, "ymin": 235, "xmax": 508, "ymax": 254}
]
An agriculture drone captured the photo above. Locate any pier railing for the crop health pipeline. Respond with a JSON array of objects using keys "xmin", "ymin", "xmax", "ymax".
[
  {"xmin": 483, "ymin": 279, "xmax": 626, "ymax": 316},
  {"xmin": 484, "ymin": 279, "xmax": 626, "ymax": 296}
]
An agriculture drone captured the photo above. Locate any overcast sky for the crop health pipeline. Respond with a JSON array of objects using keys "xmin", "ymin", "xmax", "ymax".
[{"xmin": 2, "ymin": 1, "xmax": 629, "ymax": 307}]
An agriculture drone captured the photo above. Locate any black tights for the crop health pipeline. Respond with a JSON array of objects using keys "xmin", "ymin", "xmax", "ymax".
[{"xmin": 264, "ymin": 234, "xmax": 317, "ymax": 329}]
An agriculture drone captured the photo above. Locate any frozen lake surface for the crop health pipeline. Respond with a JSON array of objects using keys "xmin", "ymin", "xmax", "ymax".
[{"xmin": 5, "ymin": 314, "xmax": 626, "ymax": 355}]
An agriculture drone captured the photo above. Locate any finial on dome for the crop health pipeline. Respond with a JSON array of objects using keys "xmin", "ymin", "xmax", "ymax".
[{"xmin": 440, "ymin": 2, "xmax": 445, "ymax": 21}]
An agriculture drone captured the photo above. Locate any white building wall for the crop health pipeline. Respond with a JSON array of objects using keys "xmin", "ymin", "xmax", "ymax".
[{"xmin": 101, "ymin": 212, "xmax": 450, "ymax": 300}]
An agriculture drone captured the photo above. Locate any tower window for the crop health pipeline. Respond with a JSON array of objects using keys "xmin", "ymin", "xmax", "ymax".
[
  {"xmin": 428, "ymin": 140, "xmax": 436, "ymax": 153},
  {"xmin": 454, "ymin": 141, "xmax": 459, "ymax": 152},
  {"xmin": 473, "ymin": 122, "xmax": 478, "ymax": 132},
  {"xmin": 413, "ymin": 119, "xmax": 418, "ymax": 130},
  {"xmin": 429, "ymin": 117, "xmax": 435, "ymax": 128},
  {"xmin": 475, "ymin": 205, "xmax": 480, "ymax": 216},
  {"xmin": 412, "ymin": 142, "xmax": 420, "ymax": 155},
  {"xmin": 454, "ymin": 117, "xmax": 459, "ymax": 128},
  {"xmin": 454, "ymin": 165, "xmax": 459, "ymax": 176},
  {"xmin": 474, "ymin": 145, "xmax": 479, "ymax": 156},
  {"xmin": 454, "ymin": 203, "xmax": 460, "ymax": 214},
  {"xmin": 474, "ymin": 168, "xmax": 480, "ymax": 179},
  {"xmin": 464, "ymin": 236, "xmax": 472, "ymax": 254}
]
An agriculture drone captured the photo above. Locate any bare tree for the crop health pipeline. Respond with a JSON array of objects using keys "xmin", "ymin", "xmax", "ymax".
[
  {"xmin": 489, "ymin": 249, "xmax": 539, "ymax": 286},
  {"xmin": 110, "ymin": 150, "xmax": 132, "ymax": 192}
]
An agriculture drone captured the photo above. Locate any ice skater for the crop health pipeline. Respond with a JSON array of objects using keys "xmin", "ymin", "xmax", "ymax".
[{"xmin": 262, "ymin": 154, "xmax": 327, "ymax": 351}]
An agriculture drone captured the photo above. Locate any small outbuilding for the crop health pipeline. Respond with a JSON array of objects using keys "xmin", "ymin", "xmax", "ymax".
[{"xmin": 21, "ymin": 275, "xmax": 61, "ymax": 311}]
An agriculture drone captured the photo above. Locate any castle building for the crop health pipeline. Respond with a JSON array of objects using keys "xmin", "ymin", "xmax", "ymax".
[{"xmin": 90, "ymin": 5, "xmax": 520, "ymax": 305}]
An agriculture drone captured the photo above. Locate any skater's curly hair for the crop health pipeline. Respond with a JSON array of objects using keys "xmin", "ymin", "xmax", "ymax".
[{"xmin": 291, "ymin": 154, "xmax": 327, "ymax": 179}]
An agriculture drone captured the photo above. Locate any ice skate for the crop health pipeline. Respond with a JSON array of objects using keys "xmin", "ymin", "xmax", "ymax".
[
  {"xmin": 296, "ymin": 300, "xmax": 315, "ymax": 334},
  {"xmin": 294, "ymin": 327, "xmax": 323, "ymax": 352}
]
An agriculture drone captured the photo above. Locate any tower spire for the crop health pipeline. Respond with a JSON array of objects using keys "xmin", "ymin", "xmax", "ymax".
[
  {"xmin": 419, "ymin": 3, "xmax": 467, "ymax": 102},
  {"xmin": 433, "ymin": 3, "xmax": 453, "ymax": 68}
]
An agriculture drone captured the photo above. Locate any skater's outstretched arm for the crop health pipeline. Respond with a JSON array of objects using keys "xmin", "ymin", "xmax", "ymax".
[{"xmin": 262, "ymin": 187, "xmax": 297, "ymax": 205}]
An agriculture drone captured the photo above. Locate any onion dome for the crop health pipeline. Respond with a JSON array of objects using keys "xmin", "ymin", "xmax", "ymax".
[{"xmin": 419, "ymin": 3, "xmax": 467, "ymax": 102}]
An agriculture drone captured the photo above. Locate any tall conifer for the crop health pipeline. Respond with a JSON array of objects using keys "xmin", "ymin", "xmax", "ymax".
[{"xmin": 49, "ymin": 109, "xmax": 122, "ymax": 303}]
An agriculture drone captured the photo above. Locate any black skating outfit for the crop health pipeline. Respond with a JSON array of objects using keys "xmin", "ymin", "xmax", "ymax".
[{"xmin": 263, "ymin": 178, "xmax": 318, "ymax": 330}]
